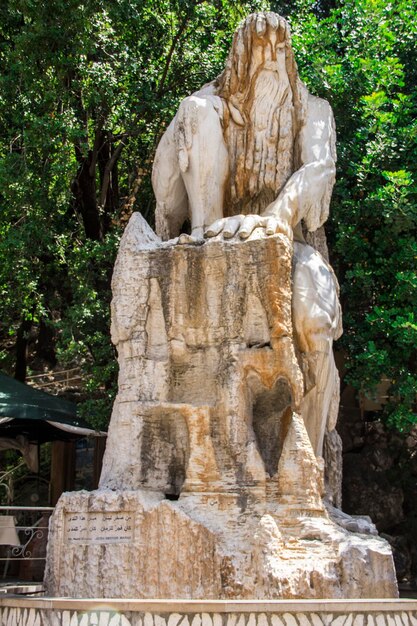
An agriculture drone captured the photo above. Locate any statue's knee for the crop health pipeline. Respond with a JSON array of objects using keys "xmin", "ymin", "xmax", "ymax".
[
  {"xmin": 308, "ymin": 329, "xmax": 333, "ymax": 354},
  {"xmin": 294, "ymin": 315, "xmax": 333, "ymax": 354}
]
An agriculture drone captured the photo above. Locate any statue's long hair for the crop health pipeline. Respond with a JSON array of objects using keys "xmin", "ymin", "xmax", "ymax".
[
  {"xmin": 216, "ymin": 13, "xmax": 306, "ymax": 130},
  {"xmin": 214, "ymin": 13, "xmax": 307, "ymax": 215}
]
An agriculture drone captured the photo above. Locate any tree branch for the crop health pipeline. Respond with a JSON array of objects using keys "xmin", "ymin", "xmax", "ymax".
[
  {"xmin": 157, "ymin": 15, "xmax": 189, "ymax": 97},
  {"xmin": 98, "ymin": 141, "xmax": 126, "ymax": 210},
  {"xmin": 157, "ymin": 0, "xmax": 208, "ymax": 97},
  {"xmin": 89, "ymin": 119, "xmax": 105, "ymax": 178}
]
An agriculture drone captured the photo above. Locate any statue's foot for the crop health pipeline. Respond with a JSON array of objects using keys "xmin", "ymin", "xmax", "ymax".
[{"xmin": 177, "ymin": 233, "xmax": 205, "ymax": 246}]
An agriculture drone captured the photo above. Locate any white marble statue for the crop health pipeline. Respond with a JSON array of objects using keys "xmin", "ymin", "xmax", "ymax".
[{"xmin": 153, "ymin": 12, "xmax": 342, "ymax": 458}]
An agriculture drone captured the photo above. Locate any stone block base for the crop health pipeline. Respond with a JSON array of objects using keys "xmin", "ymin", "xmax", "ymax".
[{"xmin": 45, "ymin": 489, "xmax": 398, "ymax": 599}]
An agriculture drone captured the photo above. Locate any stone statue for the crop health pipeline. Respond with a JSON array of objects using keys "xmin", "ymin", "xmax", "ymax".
[
  {"xmin": 45, "ymin": 13, "xmax": 398, "ymax": 600},
  {"xmin": 154, "ymin": 13, "xmax": 334, "ymax": 244},
  {"xmin": 153, "ymin": 12, "xmax": 342, "ymax": 459}
]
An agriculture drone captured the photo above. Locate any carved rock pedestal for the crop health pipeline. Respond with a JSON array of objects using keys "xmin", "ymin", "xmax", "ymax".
[{"xmin": 45, "ymin": 214, "xmax": 397, "ymax": 599}]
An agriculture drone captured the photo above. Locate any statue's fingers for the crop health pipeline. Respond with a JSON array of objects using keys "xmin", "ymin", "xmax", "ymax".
[
  {"xmin": 265, "ymin": 217, "xmax": 278, "ymax": 236},
  {"xmin": 239, "ymin": 215, "xmax": 261, "ymax": 239},
  {"xmin": 205, "ymin": 218, "xmax": 226, "ymax": 238},
  {"xmin": 256, "ymin": 14, "xmax": 267, "ymax": 36},
  {"xmin": 267, "ymin": 13, "xmax": 279, "ymax": 31},
  {"xmin": 223, "ymin": 215, "xmax": 242, "ymax": 239},
  {"xmin": 278, "ymin": 17, "xmax": 288, "ymax": 43}
]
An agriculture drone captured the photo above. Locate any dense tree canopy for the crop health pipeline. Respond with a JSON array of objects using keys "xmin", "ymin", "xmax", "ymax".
[
  {"xmin": 0, "ymin": 0, "xmax": 270, "ymax": 427},
  {"xmin": 0, "ymin": 0, "xmax": 416, "ymax": 434},
  {"xmin": 289, "ymin": 0, "xmax": 417, "ymax": 432}
]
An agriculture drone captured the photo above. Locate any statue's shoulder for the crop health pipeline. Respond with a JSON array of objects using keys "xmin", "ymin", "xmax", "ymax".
[
  {"xmin": 192, "ymin": 80, "xmax": 218, "ymax": 97},
  {"xmin": 186, "ymin": 80, "xmax": 224, "ymax": 118},
  {"xmin": 305, "ymin": 89, "xmax": 334, "ymax": 118},
  {"xmin": 296, "ymin": 84, "xmax": 337, "ymax": 168},
  {"xmin": 301, "ymin": 87, "xmax": 336, "ymax": 147}
]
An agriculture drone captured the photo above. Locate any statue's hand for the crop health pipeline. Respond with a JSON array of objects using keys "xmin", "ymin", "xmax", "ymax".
[{"xmin": 205, "ymin": 214, "xmax": 292, "ymax": 240}]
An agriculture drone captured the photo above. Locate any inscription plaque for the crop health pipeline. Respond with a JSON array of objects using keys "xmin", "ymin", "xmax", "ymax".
[{"xmin": 65, "ymin": 511, "xmax": 134, "ymax": 544}]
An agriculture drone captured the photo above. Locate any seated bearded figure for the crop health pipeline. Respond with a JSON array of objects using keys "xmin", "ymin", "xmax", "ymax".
[{"xmin": 152, "ymin": 12, "xmax": 342, "ymax": 458}]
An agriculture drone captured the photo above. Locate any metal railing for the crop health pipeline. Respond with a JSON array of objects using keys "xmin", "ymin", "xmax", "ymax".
[
  {"xmin": 0, "ymin": 506, "xmax": 54, "ymax": 566},
  {"xmin": 26, "ymin": 367, "xmax": 82, "ymax": 391}
]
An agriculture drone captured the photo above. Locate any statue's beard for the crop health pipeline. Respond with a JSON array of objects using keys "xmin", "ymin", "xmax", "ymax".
[
  {"xmin": 224, "ymin": 68, "xmax": 295, "ymax": 215},
  {"xmin": 249, "ymin": 68, "xmax": 290, "ymax": 133}
]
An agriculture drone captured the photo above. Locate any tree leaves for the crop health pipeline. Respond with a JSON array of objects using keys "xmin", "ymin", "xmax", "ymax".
[
  {"xmin": 290, "ymin": 0, "xmax": 417, "ymax": 432},
  {"xmin": 1, "ymin": 0, "xmax": 416, "ymax": 432},
  {"xmin": 0, "ymin": 0, "xmax": 266, "ymax": 427}
]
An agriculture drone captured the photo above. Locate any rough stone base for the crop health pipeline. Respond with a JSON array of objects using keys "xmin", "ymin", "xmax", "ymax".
[
  {"xmin": 45, "ymin": 489, "xmax": 398, "ymax": 599},
  {"xmin": 44, "ymin": 216, "xmax": 399, "ymax": 600}
]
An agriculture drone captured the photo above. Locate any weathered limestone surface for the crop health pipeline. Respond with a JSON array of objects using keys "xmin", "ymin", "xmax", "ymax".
[
  {"xmin": 45, "ymin": 215, "xmax": 397, "ymax": 599},
  {"xmin": 102, "ymin": 216, "xmax": 301, "ymax": 499}
]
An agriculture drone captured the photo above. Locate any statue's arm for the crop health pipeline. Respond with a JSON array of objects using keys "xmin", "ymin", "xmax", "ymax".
[
  {"xmin": 205, "ymin": 93, "xmax": 336, "ymax": 241},
  {"xmin": 153, "ymin": 82, "xmax": 226, "ymax": 241},
  {"xmin": 263, "ymin": 94, "xmax": 336, "ymax": 232}
]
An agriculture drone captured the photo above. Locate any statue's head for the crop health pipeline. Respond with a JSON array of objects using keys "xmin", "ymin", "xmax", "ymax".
[
  {"xmin": 216, "ymin": 13, "xmax": 306, "ymax": 214},
  {"xmin": 216, "ymin": 12, "xmax": 300, "ymax": 108}
]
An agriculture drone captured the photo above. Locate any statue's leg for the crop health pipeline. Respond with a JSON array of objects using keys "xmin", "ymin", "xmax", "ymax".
[
  {"xmin": 176, "ymin": 96, "xmax": 229, "ymax": 238},
  {"xmin": 292, "ymin": 242, "xmax": 342, "ymax": 456},
  {"xmin": 152, "ymin": 119, "xmax": 189, "ymax": 240}
]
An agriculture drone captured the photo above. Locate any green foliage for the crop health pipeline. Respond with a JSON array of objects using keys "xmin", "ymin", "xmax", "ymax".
[
  {"xmin": 0, "ymin": 0, "xmax": 268, "ymax": 429},
  {"xmin": 0, "ymin": 0, "xmax": 416, "ymax": 433},
  {"xmin": 54, "ymin": 233, "xmax": 120, "ymax": 430},
  {"xmin": 289, "ymin": 0, "xmax": 417, "ymax": 432}
]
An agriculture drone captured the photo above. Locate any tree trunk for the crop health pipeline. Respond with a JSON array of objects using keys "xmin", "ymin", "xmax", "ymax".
[
  {"xmin": 35, "ymin": 318, "xmax": 57, "ymax": 367},
  {"xmin": 98, "ymin": 131, "xmax": 120, "ymax": 235},
  {"xmin": 72, "ymin": 150, "xmax": 102, "ymax": 241},
  {"xmin": 14, "ymin": 318, "xmax": 32, "ymax": 382}
]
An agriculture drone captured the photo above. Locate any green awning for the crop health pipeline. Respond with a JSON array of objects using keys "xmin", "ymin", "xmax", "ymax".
[{"xmin": 0, "ymin": 373, "xmax": 105, "ymax": 443}]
